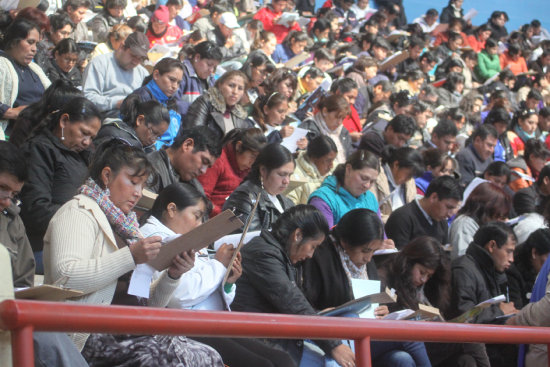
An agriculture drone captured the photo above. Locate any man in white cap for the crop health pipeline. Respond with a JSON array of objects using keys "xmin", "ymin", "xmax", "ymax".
[
  {"xmin": 83, "ymin": 31, "xmax": 150, "ymax": 117},
  {"xmin": 207, "ymin": 11, "xmax": 246, "ymax": 61}
]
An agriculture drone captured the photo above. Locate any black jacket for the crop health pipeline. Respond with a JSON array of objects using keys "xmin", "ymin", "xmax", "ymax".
[
  {"xmin": 450, "ymin": 243, "xmax": 506, "ymax": 323},
  {"xmin": 299, "ymin": 117, "xmax": 353, "ymax": 159},
  {"xmin": 146, "ymin": 148, "xmax": 204, "ymax": 195},
  {"xmin": 43, "ymin": 57, "xmax": 82, "ymax": 88},
  {"xmin": 20, "ymin": 129, "xmax": 91, "ymax": 252},
  {"xmin": 94, "ymin": 118, "xmax": 156, "ymax": 153},
  {"xmin": 301, "ymin": 237, "xmax": 379, "ymax": 311},
  {"xmin": 182, "ymin": 87, "xmax": 250, "ymax": 142},
  {"xmin": 513, "ymin": 184, "xmax": 549, "ymax": 215},
  {"xmin": 222, "ymin": 180, "xmax": 294, "ymax": 232},
  {"xmin": 232, "ymin": 230, "xmax": 340, "ymax": 365}
]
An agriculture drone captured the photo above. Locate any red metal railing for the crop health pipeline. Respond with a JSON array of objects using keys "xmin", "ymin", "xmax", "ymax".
[{"xmin": 2, "ymin": 299, "xmax": 550, "ymax": 367}]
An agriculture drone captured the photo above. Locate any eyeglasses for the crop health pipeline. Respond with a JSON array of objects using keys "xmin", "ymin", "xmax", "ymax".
[{"xmin": 146, "ymin": 124, "xmax": 164, "ymax": 140}]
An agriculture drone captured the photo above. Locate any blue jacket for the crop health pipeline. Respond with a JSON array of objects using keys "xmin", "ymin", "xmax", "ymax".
[
  {"xmin": 174, "ymin": 59, "xmax": 214, "ymax": 116},
  {"xmin": 415, "ymin": 171, "xmax": 433, "ymax": 195},
  {"xmin": 309, "ymin": 175, "xmax": 378, "ymax": 225}
]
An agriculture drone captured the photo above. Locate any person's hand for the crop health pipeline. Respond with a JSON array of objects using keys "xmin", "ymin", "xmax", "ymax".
[
  {"xmin": 3, "ymin": 105, "xmax": 27, "ymax": 119},
  {"xmin": 167, "ymin": 250, "xmax": 195, "ymax": 279},
  {"xmin": 280, "ymin": 125, "xmax": 295, "ymax": 138},
  {"xmin": 129, "ymin": 236, "xmax": 162, "ymax": 264},
  {"xmin": 374, "ymin": 305, "xmax": 389, "ymax": 318},
  {"xmin": 215, "ymin": 243, "xmax": 235, "ymax": 268},
  {"xmin": 296, "ymin": 137, "xmax": 308, "ymax": 150},
  {"xmin": 224, "ymin": 36, "xmax": 235, "ymax": 49},
  {"xmin": 350, "ymin": 131, "xmax": 362, "ymax": 143},
  {"xmin": 499, "ymin": 302, "xmax": 518, "ymax": 315},
  {"xmin": 331, "ymin": 344, "xmax": 355, "ymax": 367},
  {"xmin": 382, "ymin": 239, "xmax": 395, "ymax": 249},
  {"xmin": 226, "ymin": 252, "xmax": 242, "ymax": 283}
]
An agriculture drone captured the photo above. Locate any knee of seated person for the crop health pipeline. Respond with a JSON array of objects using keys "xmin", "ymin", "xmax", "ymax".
[{"xmin": 383, "ymin": 351, "xmax": 415, "ymax": 367}]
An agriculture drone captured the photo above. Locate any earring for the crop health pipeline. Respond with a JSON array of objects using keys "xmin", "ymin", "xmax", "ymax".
[
  {"xmin": 61, "ymin": 127, "xmax": 65, "ymax": 141},
  {"xmin": 260, "ymin": 177, "xmax": 264, "ymax": 190}
]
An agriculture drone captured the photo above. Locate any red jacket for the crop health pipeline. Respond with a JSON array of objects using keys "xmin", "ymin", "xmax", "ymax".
[
  {"xmin": 342, "ymin": 105, "xmax": 361, "ymax": 133},
  {"xmin": 146, "ymin": 25, "xmax": 183, "ymax": 47},
  {"xmin": 254, "ymin": 6, "xmax": 301, "ymax": 44},
  {"xmin": 198, "ymin": 144, "xmax": 249, "ymax": 217}
]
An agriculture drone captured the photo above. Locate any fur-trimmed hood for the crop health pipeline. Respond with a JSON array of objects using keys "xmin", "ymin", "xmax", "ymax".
[{"xmin": 207, "ymin": 87, "xmax": 248, "ymax": 120}]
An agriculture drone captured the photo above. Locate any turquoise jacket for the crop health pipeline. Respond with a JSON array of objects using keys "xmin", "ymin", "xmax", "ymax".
[{"xmin": 309, "ymin": 175, "xmax": 379, "ymax": 226}]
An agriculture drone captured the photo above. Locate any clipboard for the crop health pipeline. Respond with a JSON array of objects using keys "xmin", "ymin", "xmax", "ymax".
[
  {"xmin": 318, "ymin": 288, "xmax": 396, "ymax": 316},
  {"xmin": 378, "ymin": 50, "xmax": 410, "ymax": 71},
  {"xmin": 148, "ymin": 210, "xmax": 244, "ymax": 271},
  {"xmin": 221, "ymin": 192, "xmax": 261, "ymax": 287},
  {"xmin": 284, "ymin": 52, "xmax": 310, "ymax": 69},
  {"xmin": 15, "ymin": 285, "xmax": 83, "ymax": 301},
  {"xmin": 136, "ymin": 189, "xmax": 158, "ymax": 210}
]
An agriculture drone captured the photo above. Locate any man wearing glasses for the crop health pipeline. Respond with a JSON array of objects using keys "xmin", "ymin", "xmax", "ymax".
[{"xmin": 83, "ymin": 32, "xmax": 150, "ymax": 118}]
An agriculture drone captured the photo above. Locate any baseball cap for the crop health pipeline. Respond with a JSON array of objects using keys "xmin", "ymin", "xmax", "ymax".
[
  {"xmin": 152, "ymin": 5, "xmax": 170, "ymax": 24},
  {"xmin": 124, "ymin": 32, "xmax": 150, "ymax": 57},
  {"xmin": 219, "ymin": 12, "xmax": 240, "ymax": 29}
]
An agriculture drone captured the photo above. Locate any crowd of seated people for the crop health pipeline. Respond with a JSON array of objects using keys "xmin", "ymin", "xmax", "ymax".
[{"xmin": 2, "ymin": 0, "xmax": 550, "ymax": 366}]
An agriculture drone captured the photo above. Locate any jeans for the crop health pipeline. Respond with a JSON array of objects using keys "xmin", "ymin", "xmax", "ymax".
[{"xmin": 34, "ymin": 332, "xmax": 89, "ymax": 367}]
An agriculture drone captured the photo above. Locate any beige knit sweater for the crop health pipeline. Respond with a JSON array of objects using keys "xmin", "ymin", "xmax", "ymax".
[{"xmin": 43, "ymin": 194, "xmax": 179, "ymax": 350}]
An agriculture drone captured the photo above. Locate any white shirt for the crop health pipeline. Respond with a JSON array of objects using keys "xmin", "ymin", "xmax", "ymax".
[{"xmin": 140, "ymin": 216, "xmax": 236, "ymax": 310}]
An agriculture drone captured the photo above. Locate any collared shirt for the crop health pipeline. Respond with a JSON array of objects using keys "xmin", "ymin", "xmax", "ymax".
[{"xmin": 415, "ymin": 198, "xmax": 433, "ymax": 226}]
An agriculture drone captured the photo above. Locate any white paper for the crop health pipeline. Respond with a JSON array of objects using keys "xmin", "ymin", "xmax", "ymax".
[
  {"xmin": 276, "ymin": 12, "xmax": 300, "ymax": 26},
  {"xmin": 351, "ymin": 279, "xmax": 381, "ymax": 319},
  {"xmin": 476, "ymin": 294, "xmax": 505, "ymax": 307},
  {"xmin": 374, "ymin": 248, "xmax": 399, "ymax": 256},
  {"xmin": 463, "ymin": 8, "xmax": 478, "ymax": 22},
  {"xmin": 128, "ymin": 264, "xmax": 156, "ymax": 298},
  {"xmin": 383, "ymin": 309, "xmax": 415, "ymax": 320},
  {"xmin": 213, "ymin": 231, "xmax": 261, "ymax": 250},
  {"xmin": 281, "ymin": 127, "xmax": 309, "ymax": 153}
]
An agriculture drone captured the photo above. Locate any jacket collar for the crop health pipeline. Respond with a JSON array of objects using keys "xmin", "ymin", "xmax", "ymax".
[
  {"xmin": 466, "ymin": 242, "xmax": 497, "ymax": 276},
  {"xmin": 207, "ymin": 87, "xmax": 247, "ymax": 119},
  {"xmin": 296, "ymin": 151, "xmax": 322, "ymax": 179},
  {"xmin": 75, "ymin": 194, "xmax": 118, "ymax": 250}
]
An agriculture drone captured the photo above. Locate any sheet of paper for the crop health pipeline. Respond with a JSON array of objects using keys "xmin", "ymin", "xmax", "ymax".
[
  {"xmin": 351, "ymin": 279, "xmax": 381, "ymax": 319},
  {"xmin": 476, "ymin": 294, "xmax": 505, "ymax": 307},
  {"xmin": 281, "ymin": 127, "xmax": 309, "ymax": 153},
  {"xmin": 276, "ymin": 12, "xmax": 300, "ymax": 26},
  {"xmin": 128, "ymin": 264, "xmax": 156, "ymax": 298},
  {"xmin": 374, "ymin": 248, "xmax": 398, "ymax": 256},
  {"xmin": 213, "ymin": 231, "xmax": 261, "ymax": 250},
  {"xmin": 463, "ymin": 8, "xmax": 478, "ymax": 22}
]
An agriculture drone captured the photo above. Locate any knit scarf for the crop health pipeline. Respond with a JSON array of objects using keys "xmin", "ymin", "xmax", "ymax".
[
  {"xmin": 146, "ymin": 79, "xmax": 182, "ymax": 148},
  {"xmin": 514, "ymin": 125, "xmax": 536, "ymax": 143},
  {"xmin": 79, "ymin": 178, "xmax": 141, "ymax": 242},
  {"xmin": 336, "ymin": 241, "xmax": 369, "ymax": 281}
]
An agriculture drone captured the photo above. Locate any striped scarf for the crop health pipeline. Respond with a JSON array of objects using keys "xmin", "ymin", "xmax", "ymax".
[{"xmin": 79, "ymin": 178, "xmax": 141, "ymax": 241}]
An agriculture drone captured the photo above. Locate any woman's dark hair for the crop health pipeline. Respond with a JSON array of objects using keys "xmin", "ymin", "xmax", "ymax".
[
  {"xmin": 0, "ymin": 141, "xmax": 28, "ymax": 182},
  {"xmin": 382, "ymin": 147, "xmax": 424, "ymax": 177},
  {"xmin": 311, "ymin": 18, "xmax": 331, "ymax": 36},
  {"xmin": 120, "ymin": 95, "xmax": 170, "ymax": 129},
  {"xmin": 127, "ymin": 15, "xmax": 147, "ymax": 33},
  {"xmin": 406, "ymin": 69, "xmax": 425, "ymax": 82},
  {"xmin": 272, "ymin": 204, "xmax": 329, "ymax": 250},
  {"xmin": 511, "ymin": 107, "xmax": 538, "ymax": 131},
  {"xmin": 214, "ymin": 69, "xmax": 249, "ymax": 88},
  {"xmin": 333, "ymin": 149, "xmax": 379, "ymax": 187},
  {"xmin": 306, "ymin": 135, "xmax": 338, "ymax": 159},
  {"xmin": 49, "ymin": 12, "xmax": 74, "ymax": 33},
  {"xmin": 389, "ymin": 90, "xmax": 414, "ymax": 109},
  {"xmin": 45, "ymin": 96, "xmax": 101, "ymax": 132},
  {"xmin": 485, "ymin": 107, "xmax": 511, "ymax": 129},
  {"xmin": 302, "ymin": 66, "xmax": 324, "ymax": 80},
  {"xmin": 317, "ymin": 94, "xmax": 350, "ymax": 116},
  {"xmin": 166, "ymin": 0, "xmax": 183, "ymax": 6},
  {"xmin": 147, "ymin": 182, "xmax": 210, "ymax": 223},
  {"xmin": 221, "ymin": 127, "xmax": 267, "ymax": 154},
  {"xmin": 10, "ymin": 80, "xmax": 82, "ymax": 147},
  {"xmin": 422, "ymin": 148, "xmax": 444, "ymax": 170},
  {"xmin": 330, "ymin": 78, "xmax": 358, "ymax": 94},
  {"xmin": 458, "ymin": 182, "xmax": 510, "ymax": 224},
  {"xmin": 63, "ymin": 0, "xmax": 91, "ymax": 11},
  {"xmin": 265, "ymin": 68, "xmax": 298, "ymax": 97},
  {"xmin": 90, "ymin": 139, "xmax": 154, "ymax": 189},
  {"xmin": 2, "ymin": 18, "xmax": 40, "ymax": 51},
  {"xmin": 443, "ymin": 72, "xmax": 466, "ymax": 93},
  {"xmin": 252, "ymin": 92, "xmax": 288, "ymax": 131},
  {"xmin": 247, "ymin": 143, "xmax": 294, "ymax": 185},
  {"xmin": 313, "ymin": 47, "xmax": 333, "ymax": 62},
  {"xmin": 105, "ymin": 0, "xmax": 127, "ymax": 9},
  {"xmin": 474, "ymin": 221, "xmax": 515, "ymax": 249},
  {"xmin": 53, "ymin": 37, "xmax": 79, "ymax": 55},
  {"xmin": 142, "ymin": 57, "xmax": 184, "ymax": 85},
  {"xmin": 283, "ymin": 30, "xmax": 309, "ymax": 48},
  {"xmin": 515, "ymin": 228, "xmax": 550, "ymax": 272},
  {"xmin": 333, "ymin": 209, "xmax": 383, "ymax": 248},
  {"xmin": 386, "ymin": 236, "xmax": 451, "ymax": 314},
  {"xmin": 524, "ymin": 138, "xmax": 550, "ymax": 161},
  {"xmin": 485, "ymin": 38, "xmax": 498, "ymax": 50},
  {"xmin": 483, "ymin": 161, "xmax": 511, "ymax": 182},
  {"xmin": 240, "ymin": 51, "xmax": 275, "ymax": 80},
  {"xmin": 189, "ymin": 40, "xmax": 223, "ymax": 62}
]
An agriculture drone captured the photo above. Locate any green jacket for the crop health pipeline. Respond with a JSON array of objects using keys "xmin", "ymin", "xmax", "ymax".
[{"xmin": 475, "ymin": 50, "xmax": 501, "ymax": 81}]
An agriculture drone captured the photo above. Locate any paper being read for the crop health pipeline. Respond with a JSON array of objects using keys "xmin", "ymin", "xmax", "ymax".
[
  {"xmin": 213, "ymin": 231, "xmax": 261, "ymax": 250},
  {"xmin": 351, "ymin": 279, "xmax": 381, "ymax": 319},
  {"xmin": 128, "ymin": 263, "xmax": 156, "ymax": 298},
  {"xmin": 281, "ymin": 127, "xmax": 309, "ymax": 153}
]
